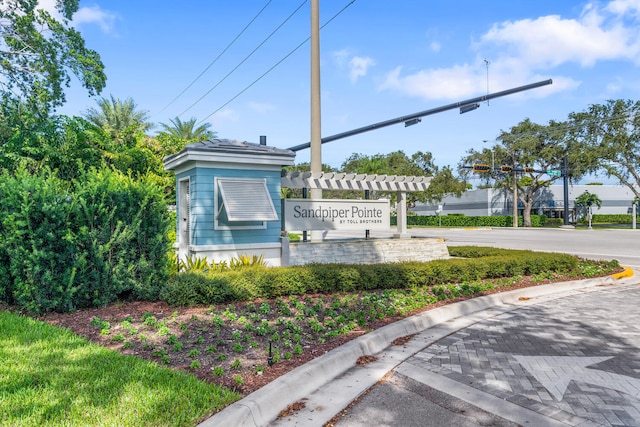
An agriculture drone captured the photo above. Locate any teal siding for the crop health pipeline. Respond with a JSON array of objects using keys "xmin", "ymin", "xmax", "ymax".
[{"xmin": 186, "ymin": 167, "xmax": 282, "ymax": 246}]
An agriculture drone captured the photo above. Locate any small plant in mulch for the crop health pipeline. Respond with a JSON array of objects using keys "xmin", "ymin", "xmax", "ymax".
[{"xmin": 74, "ymin": 258, "xmax": 618, "ymax": 396}]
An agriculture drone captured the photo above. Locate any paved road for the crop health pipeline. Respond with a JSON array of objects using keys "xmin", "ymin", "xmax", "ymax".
[
  {"xmin": 325, "ymin": 227, "xmax": 640, "ymax": 268},
  {"xmin": 333, "ymin": 280, "xmax": 640, "ymax": 426},
  {"xmin": 207, "ymin": 229, "xmax": 640, "ymax": 427}
]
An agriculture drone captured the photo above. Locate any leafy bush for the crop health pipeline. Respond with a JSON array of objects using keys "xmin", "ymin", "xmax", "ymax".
[
  {"xmin": 160, "ymin": 246, "xmax": 591, "ymax": 307},
  {"xmin": 585, "ymin": 214, "xmax": 640, "ymax": 224},
  {"xmin": 544, "ymin": 218, "xmax": 565, "ymax": 226},
  {"xmin": 0, "ymin": 167, "xmax": 171, "ymax": 313},
  {"xmin": 391, "ymin": 214, "xmax": 547, "ymax": 227}
]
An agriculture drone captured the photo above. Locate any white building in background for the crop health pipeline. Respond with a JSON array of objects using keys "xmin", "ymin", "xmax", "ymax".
[{"xmin": 412, "ymin": 185, "xmax": 638, "ymax": 221}]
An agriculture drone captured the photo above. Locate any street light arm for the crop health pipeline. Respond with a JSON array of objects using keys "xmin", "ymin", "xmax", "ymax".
[{"xmin": 288, "ymin": 79, "xmax": 553, "ymax": 152}]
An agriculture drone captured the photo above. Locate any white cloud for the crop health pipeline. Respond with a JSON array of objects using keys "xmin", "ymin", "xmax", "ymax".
[
  {"xmin": 73, "ymin": 5, "xmax": 117, "ymax": 33},
  {"xmin": 248, "ymin": 102, "xmax": 275, "ymax": 114},
  {"xmin": 378, "ymin": 1, "xmax": 640, "ymax": 101},
  {"xmin": 606, "ymin": 0, "xmax": 640, "ymax": 15},
  {"xmin": 380, "ymin": 65, "xmax": 480, "ymax": 99},
  {"xmin": 35, "ymin": 1, "xmax": 116, "ymax": 33},
  {"xmin": 332, "ymin": 49, "xmax": 351, "ymax": 68},
  {"xmin": 331, "ymin": 49, "xmax": 375, "ymax": 83},
  {"xmin": 36, "ymin": 0, "xmax": 59, "ymax": 16},
  {"xmin": 215, "ymin": 108, "xmax": 239, "ymax": 123},
  {"xmin": 429, "ymin": 41, "xmax": 442, "ymax": 52},
  {"xmin": 348, "ymin": 56, "xmax": 375, "ymax": 83},
  {"xmin": 480, "ymin": 12, "xmax": 639, "ymax": 68}
]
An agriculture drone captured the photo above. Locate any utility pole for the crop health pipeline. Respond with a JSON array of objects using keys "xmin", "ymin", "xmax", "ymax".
[
  {"xmin": 513, "ymin": 162, "xmax": 518, "ymax": 228},
  {"xmin": 562, "ymin": 157, "xmax": 569, "ymax": 226},
  {"xmin": 310, "ymin": 0, "xmax": 322, "ymax": 241}
]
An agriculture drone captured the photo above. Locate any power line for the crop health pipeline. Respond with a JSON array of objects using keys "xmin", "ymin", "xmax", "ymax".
[
  {"xmin": 178, "ymin": 0, "xmax": 309, "ymax": 118},
  {"xmin": 198, "ymin": 0, "xmax": 356, "ymax": 125},
  {"xmin": 158, "ymin": 0, "xmax": 273, "ymax": 114}
]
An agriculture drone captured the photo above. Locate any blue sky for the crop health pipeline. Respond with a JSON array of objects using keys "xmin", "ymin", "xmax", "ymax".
[{"xmin": 56, "ymin": 0, "xmax": 640, "ymax": 179}]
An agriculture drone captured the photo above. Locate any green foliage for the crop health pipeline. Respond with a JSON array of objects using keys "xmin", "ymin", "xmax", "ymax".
[
  {"xmin": 0, "ymin": 1, "xmax": 106, "ymax": 114},
  {"xmin": 170, "ymin": 254, "xmax": 267, "ymax": 276},
  {"xmin": 84, "ymin": 95, "xmax": 153, "ymax": 137},
  {"xmin": 157, "ymin": 117, "xmax": 217, "ymax": 148},
  {"xmin": 585, "ymin": 214, "xmax": 640, "ymax": 224},
  {"xmin": 229, "ymin": 254, "xmax": 267, "ymax": 270},
  {"xmin": 160, "ymin": 247, "xmax": 583, "ymax": 307},
  {"xmin": 574, "ymin": 190, "xmax": 602, "ymax": 220},
  {"xmin": 0, "ymin": 103, "xmax": 106, "ymax": 177},
  {"xmin": 0, "ymin": 311, "xmax": 240, "ymax": 427},
  {"xmin": 569, "ymin": 99, "xmax": 640, "ymax": 201},
  {"xmin": 460, "ymin": 118, "xmax": 574, "ymax": 227},
  {"xmin": 391, "ymin": 214, "xmax": 547, "ymax": 227},
  {"xmin": 340, "ymin": 150, "xmax": 467, "ymax": 204},
  {"xmin": 0, "ymin": 167, "xmax": 171, "ymax": 313}
]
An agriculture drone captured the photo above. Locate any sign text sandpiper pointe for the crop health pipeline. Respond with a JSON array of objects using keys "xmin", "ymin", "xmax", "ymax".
[{"xmin": 283, "ymin": 199, "xmax": 390, "ymax": 231}]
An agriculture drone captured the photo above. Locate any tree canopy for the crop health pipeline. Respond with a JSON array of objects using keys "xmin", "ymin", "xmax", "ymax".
[
  {"xmin": 460, "ymin": 118, "xmax": 580, "ymax": 227},
  {"xmin": 341, "ymin": 150, "xmax": 467, "ymax": 206},
  {"xmin": 569, "ymin": 99, "xmax": 640, "ymax": 201},
  {"xmin": 0, "ymin": 0, "xmax": 106, "ymax": 114}
]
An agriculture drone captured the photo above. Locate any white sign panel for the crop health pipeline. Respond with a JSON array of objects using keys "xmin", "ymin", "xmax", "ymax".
[{"xmin": 284, "ymin": 199, "xmax": 390, "ymax": 231}]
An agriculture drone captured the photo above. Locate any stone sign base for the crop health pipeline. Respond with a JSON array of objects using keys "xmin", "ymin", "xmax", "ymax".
[{"xmin": 281, "ymin": 237, "xmax": 449, "ymax": 266}]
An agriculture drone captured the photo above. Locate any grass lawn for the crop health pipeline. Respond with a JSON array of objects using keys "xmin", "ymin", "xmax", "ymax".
[{"xmin": 0, "ymin": 311, "xmax": 240, "ymax": 427}]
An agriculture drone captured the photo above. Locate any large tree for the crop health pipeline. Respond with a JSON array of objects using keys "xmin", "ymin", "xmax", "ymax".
[
  {"xmin": 460, "ymin": 119, "xmax": 577, "ymax": 227},
  {"xmin": 569, "ymin": 99, "xmax": 640, "ymax": 201},
  {"xmin": 341, "ymin": 150, "xmax": 467, "ymax": 206},
  {"xmin": 0, "ymin": 0, "xmax": 105, "ymax": 114}
]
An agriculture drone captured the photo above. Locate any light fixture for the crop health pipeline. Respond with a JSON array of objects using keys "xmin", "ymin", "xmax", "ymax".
[
  {"xmin": 460, "ymin": 103, "xmax": 480, "ymax": 114},
  {"xmin": 404, "ymin": 118, "xmax": 421, "ymax": 127}
]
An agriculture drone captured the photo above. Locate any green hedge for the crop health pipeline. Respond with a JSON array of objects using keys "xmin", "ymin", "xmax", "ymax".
[
  {"xmin": 584, "ymin": 214, "xmax": 640, "ymax": 224},
  {"xmin": 160, "ymin": 246, "xmax": 581, "ymax": 307},
  {"xmin": 0, "ymin": 168, "xmax": 171, "ymax": 313},
  {"xmin": 391, "ymin": 214, "xmax": 547, "ymax": 227}
]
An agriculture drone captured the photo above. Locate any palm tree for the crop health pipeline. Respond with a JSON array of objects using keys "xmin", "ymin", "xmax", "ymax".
[
  {"xmin": 158, "ymin": 117, "xmax": 216, "ymax": 142},
  {"xmin": 575, "ymin": 190, "xmax": 602, "ymax": 224},
  {"xmin": 84, "ymin": 95, "xmax": 153, "ymax": 136}
]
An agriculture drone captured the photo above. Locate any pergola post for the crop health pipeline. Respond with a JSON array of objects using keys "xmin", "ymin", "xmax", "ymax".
[{"xmin": 394, "ymin": 191, "xmax": 409, "ymax": 238}]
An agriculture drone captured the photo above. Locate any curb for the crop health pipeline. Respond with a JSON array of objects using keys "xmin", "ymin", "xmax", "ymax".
[
  {"xmin": 199, "ymin": 275, "xmax": 623, "ymax": 427},
  {"xmin": 612, "ymin": 265, "xmax": 634, "ymax": 280}
]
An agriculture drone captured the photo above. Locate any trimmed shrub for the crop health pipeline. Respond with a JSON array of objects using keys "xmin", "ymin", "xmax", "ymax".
[
  {"xmin": 0, "ymin": 167, "xmax": 171, "ymax": 313},
  {"xmin": 159, "ymin": 246, "xmax": 588, "ymax": 307},
  {"xmin": 587, "ymin": 214, "xmax": 640, "ymax": 224},
  {"xmin": 391, "ymin": 214, "xmax": 548, "ymax": 227}
]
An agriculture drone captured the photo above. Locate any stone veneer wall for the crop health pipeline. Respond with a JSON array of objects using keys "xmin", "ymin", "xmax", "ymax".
[{"xmin": 283, "ymin": 238, "xmax": 449, "ymax": 266}]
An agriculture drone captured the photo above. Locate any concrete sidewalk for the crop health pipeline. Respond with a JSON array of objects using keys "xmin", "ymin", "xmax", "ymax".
[{"xmin": 200, "ymin": 270, "xmax": 638, "ymax": 427}]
